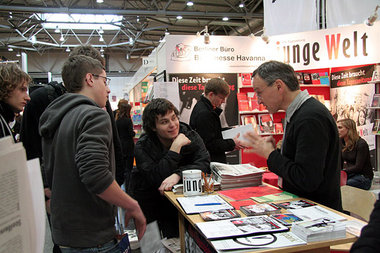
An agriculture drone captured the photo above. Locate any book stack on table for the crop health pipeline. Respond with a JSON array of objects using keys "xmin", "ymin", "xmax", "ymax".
[{"xmin": 211, "ymin": 162, "xmax": 265, "ymax": 190}]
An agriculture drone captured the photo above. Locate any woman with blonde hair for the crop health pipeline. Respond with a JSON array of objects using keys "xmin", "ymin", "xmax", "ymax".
[
  {"xmin": 116, "ymin": 99, "xmax": 135, "ymax": 190},
  {"xmin": 337, "ymin": 118, "xmax": 373, "ymax": 190}
]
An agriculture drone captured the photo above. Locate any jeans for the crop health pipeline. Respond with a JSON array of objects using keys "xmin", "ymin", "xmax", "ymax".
[
  {"xmin": 59, "ymin": 239, "xmax": 120, "ymax": 253},
  {"xmin": 347, "ymin": 174, "xmax": 372, "ymax": 190}
]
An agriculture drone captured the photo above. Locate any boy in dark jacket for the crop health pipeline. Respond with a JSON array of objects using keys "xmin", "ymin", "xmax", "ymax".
[{"xmin": 130, "ymin": 98, "xmax": 210, "ymax": 238}]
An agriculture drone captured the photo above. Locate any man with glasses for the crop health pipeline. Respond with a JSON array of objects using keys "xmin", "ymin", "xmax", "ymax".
[
  {"xmin": 39, "ymin": 55, "xmax": 146, "ymax": 252},
  {"xmin": 242, "ymin": 61, "xmax": 342, "ymax": 211},
  {"xmin": 190, "ymin": 78, "xmax": 244, "ymax": 163}
]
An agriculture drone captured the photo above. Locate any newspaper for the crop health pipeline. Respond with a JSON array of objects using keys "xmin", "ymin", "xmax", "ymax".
[
  {"xmin": 210, "ymin": 232, "xmax": 306, "ymax": 251},
  {"xmin": 0, "ymin": 137, "xmax": 45, "ymax": 253}
]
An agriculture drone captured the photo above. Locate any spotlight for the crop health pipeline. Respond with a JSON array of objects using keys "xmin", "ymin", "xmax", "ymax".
[
  {"xmin": 261, "ymin": 28, "xmax": 269, "ymax": 44},
  {"xmin": 55, "ymin": 26, "xmax": 60, "ymax": 33},
  {"xmin": 196, "ymin": 25, "xmax": 211, "ymax": 44},
  {"xmin": 30, "ymin": 35, "xmax": 36, "ymax": 44},
  {"xmin": 16, "ymin": 52, "xmax": 21, "ymax": 57},
  {"xmin": 65, "ymin": 47, "xmax": 70, "ymax": 52},
  {"xmin": 165, "ymin": 29, "xmax": 170, "ymax": 35},
  {"xmin": 99, "ymin": 36, "xmax": 104, "ymax": 42},
  {"xmin": 159, "ymin": 36, "xmax": 166, "ymax": 43},
  {"xmin": 176, "ymin": 15, "xmax": 183, "ymax": 20},
  {"xmin": 365, "ymin": 5, "xmax": 380, "ymax": 26},
  {"xmin": 98, "ymin": 26, "xmax": 104, "ymax": 34},
  {"xmin": 60, "ymin": 34, "xmax": 64, "ymax": 42},
  {"xmin": 239, "ymin": 2, "xmax": 244, "ymax": 8},
  {"xmin": 222, "ymin": 17, "xmax": 229, "ymax": 21},
  {"xmin": 204, "ymin": 33, "xmax": 210, "ymax": 44},
  {"xmin": 126, "ymin": 53, "xmax": 130, "ymax": 60},
  {"xmin": 8, "ymin": 47, "xmax": 13, "ymax": 52},
  {"xmin": 187, "ymin": 1, "xmax": 194, "ymax": 6},
  {"xmin": 100, "ymin": 47, "xmax": 104, "ymax": 53}
]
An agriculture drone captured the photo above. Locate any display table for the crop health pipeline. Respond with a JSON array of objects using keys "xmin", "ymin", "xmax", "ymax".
[{"xmin": 164, "ymin": 189, "xmax": 360, "ymax": 253}]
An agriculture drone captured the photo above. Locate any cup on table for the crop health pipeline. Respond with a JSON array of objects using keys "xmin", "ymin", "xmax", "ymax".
[{"xmin": 183, "ymin": 169, "xmax": 202, "ymax": 197}]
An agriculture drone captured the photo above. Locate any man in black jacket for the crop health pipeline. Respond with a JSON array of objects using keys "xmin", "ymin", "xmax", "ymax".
[
  {"xmin": 242, "ymin": 61, "xmax": 342, "ymax": 211},
  {"xmin": 130, "ymin": 98, "xmax": 210, "ymax": 238},
  {"xmin": 189, "ymin": 78, "xmax": 243, "ymax": 163}
]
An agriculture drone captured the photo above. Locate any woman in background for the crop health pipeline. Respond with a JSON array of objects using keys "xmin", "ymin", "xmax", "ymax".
[
  {"xmin": 115, "ymin": 99, "xmax": 135, "ymax": 190},
  {"xmin": 337, "ymin": 118, "xmax": 373, "ymax": 190}
]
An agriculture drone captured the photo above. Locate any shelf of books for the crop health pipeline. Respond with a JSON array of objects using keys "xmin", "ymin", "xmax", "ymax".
[{"xmin": 238, "ymin": 69, "xmax": 331, "ymax": 167}]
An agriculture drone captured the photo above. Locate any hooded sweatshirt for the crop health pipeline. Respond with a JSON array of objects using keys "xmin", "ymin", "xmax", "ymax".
[{"xmin": 39, "ymin": 93, "xmax": 115, "ymax": 247}]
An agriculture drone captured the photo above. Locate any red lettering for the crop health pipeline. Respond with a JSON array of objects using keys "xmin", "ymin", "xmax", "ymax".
[{"xmin": 325, "ymin": 34, "xmax": 341, "ymax": 60}]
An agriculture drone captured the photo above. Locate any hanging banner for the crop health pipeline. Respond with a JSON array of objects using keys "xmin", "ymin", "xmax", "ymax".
[{"xmin": 330, "ymin": 65, "xmax": 374, "ymax": 88}]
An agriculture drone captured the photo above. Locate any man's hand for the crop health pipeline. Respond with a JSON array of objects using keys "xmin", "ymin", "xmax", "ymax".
[
  {"xmin": 158, "ymin": 173, "xmax": 181, "ymax": 195},
  {"xmin": 233, "ymin": 133, "xmax": 246, "ymax": 150},
  {"xmin": 124, "ymin": 202, "xmax": 147, "ymax": 240},
  {"xmin": 241, "ymin": 131, "xmax": 276, "ymax": 159},
  {"xmin": 170, "ymin": 133, "xmax": 191, "ymax": 153}
]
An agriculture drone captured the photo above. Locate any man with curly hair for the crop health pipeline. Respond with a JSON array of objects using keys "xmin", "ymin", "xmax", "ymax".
[{"xmin": 0, "ymin": 63, "xmax": 31, "ymax": 141}]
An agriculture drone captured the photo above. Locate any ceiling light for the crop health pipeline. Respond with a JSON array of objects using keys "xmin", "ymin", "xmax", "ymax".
[
  {"xmin": 187, "ymin": 1, "xmax": 194, "ymax": 6},
  {"xmin": 30, "ymin": 35, "xmax": 36, "ymax": 44},
  {"xmin": 16, "ymin": 52, "xmax": 21, "ymax": 57},
  {"xmin": 196, "ymin": 25, "xmax": 211, "ymax": 44},
  {"xmin": 100, "ymin": 47, "xmax": 104, "ymax": 53},
  {"xmin": 365, "ymin": 5, "xmax": 380, "ymax": 26},
  {"xmin": 96, "ymin": 0, "xmax": 104, "ymax": 3},
  {"xmin": 65, "ymin": 47, "xmax": 70, "ymax": 52},
  {"xmin": 137, "ymin": 16, "xmax": 140, "ymax": 22},
  {"xmin": 165, "ymin": 29, "xmax": 170, "ymax": 35},
  {"xmin": 239, "ymin": 2, "xmax": 244, "ymax": 8},
  {"xmin": 126, "ymin": 53, "xmax": 130, "ymax": 60},
  {"xmin": 176, "ymin": 15, "xmax": 183, "ymax": 20},
  {"xmin": 54, "ymin": 26, "xmax": 60, "ymax": 33},
  {"xmin": 159, "ymin": 36, "xmax": 166, "ymax": 43},
  {"xmin": 60, "ymin": 34, "xmax": 64, "ymax": 41},
  {"xmin": 204, "ymin": 32, "xmax": 210, "ymax": 44},
  {"xmin": 249, "ymin": 33, "xmax": 256, "ymax": 39},
  {"xmin": 223, "ymin": 17, "xmax": 229, "ymax": 21},
  {"xmin": 99, "ymin": 36, "xmax": 104, "ymax": 42},
  {"xmin": 8, "ymin": 47, "xmax": 13, "ymax": 52},
  {"xmin": 98, "ymin": 26, "xmax": 104, "ymax": 34},
  {"xmin": 129, "ymin": 37, "xmax": 133, "ymax": 44}
]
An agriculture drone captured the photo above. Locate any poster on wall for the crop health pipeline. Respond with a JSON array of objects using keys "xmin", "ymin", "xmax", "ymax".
[
  {"xmin": 168, "ymin": 73, "xmax": 238, "ymax": 127},
  {"xmin": 330, "ymin": 65, "xmax": 376, "ymax": 151},
  {"xmin": 168, "ymin": 73, "xmax": 239, "ymax": 164}
]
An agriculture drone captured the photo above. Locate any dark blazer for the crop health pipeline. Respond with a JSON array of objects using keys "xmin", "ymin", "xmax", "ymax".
[{"xmin": 189, "ymin": 95, "xmax": 235, "ymax": 163}]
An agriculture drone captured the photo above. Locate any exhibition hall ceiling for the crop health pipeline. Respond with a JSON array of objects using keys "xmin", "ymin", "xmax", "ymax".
[{"xmin": 0, "ymin": 0, "xmax": 264, "ymax": 58}]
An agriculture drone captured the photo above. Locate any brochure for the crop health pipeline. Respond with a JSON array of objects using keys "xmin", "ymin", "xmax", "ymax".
[
  {"xmin": 289, "ymin": 205, "xmax": 347, "ymax": 222},
  {"xmin": 276, "ymin": 199, "xmax": 316, "ymax": 210},
  {"xmin": 270, "ymin": 213, "xmax": 304, "ymax": 226},
  {"xmin": 200, "ymin": 209, "xmax": 241, "ymax": 221},
  {"xmin": 176, "ymin": 195, "xmax": 233, "ymax": 214},
  {"xmin": 251, "ymin": 191, "xmax": 298, "ymax": 203},
  {"xmin": 240, "ymin": 203, "xmax": 281, "ymax": 216}
]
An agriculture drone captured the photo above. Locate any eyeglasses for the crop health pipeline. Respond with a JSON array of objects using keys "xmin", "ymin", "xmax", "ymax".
[
  {"xmin": 255, "ymin": 81, "xmax": 275, "ymax": 99},
  {"xmin": 92, "ymin": 73, "xmax": 111, "ymax": 86}
]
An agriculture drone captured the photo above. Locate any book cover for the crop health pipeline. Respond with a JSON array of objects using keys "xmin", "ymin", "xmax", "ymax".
[
  {"xmin": 311, "ymin": 72, "xmax": 321, "ymax": 84},
  {"xmin": 237, "ymin": 92, "xmax": 250, "ymax": 111},
  {"xmin": 372, "ymin": 119, "xmax": 380, "ymax": 134},
  {"xmin": 270, "ymin": 213, "xmax": 304, "ymax": 226},
  {"xmin": 303, "ymin": 73, "xmax": 312, "ymax": 84},
  {"xmin": 238, "ymin": 73, "xmax": 252, "ymax": 88},
  {"xmin": 240, "ymin": 203, "xmax": 281, "ymax": 216},
  {"xmin": 274, "ymin": 123, "xmax": 283, "ymax": 134},
  {"xmin": 276, "ymin": 199, "xmax": 316, "ymax": 210},
  {"xmin": 200, "ymin": 209, "xmax": 241, "ymax": 221},
  {"xmin": 319, "ymin": 72, "xmax": 330, "ymax": 85},
  {"xmin": 247, "ymin": 92, "xmax": 260, "ymax": 111},
  {"xmin": 251, "ymin": 191, "xmax": 298, "ymax": 203},
  {"xmin": 371, "ymin": 94, "xmax": 380, "ymax": 107},
  {"xmin": 258, "ymin": 114, "xmax": 275, "ymax": 134},
  {"xmin": 296, "ymin": 72, "xmax": 304, "ymax": 84}
]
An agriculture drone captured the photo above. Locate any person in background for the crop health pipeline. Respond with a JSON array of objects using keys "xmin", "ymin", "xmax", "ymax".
[
  {"xmin": 0, "ymin": 63, "xmax": 31, "ymax": 141},
  {"xmin": 115, "ymin": 99, "xmax": 135, "ymax": 191},
  {"xmin": 241, "ymin": 60, "xmax": 342, "ymax": 211},
  {"xmin": 39, "ymin": 55, "xmax": 146, "ymax": 252},
  {"xmin": 189, "ymin": 78, "xmax": 244, "ymax": 163},
  {"xmin": 129, "ymin": 98, "xmax": 210, "ymax": 238},
  {"xmin": 337, "ymin": 118, "xmax": 373, "ymax": 190}
]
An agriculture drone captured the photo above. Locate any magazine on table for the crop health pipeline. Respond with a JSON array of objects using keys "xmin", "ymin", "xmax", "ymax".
[
  {"xmin": 251, "ymin": 191, "xmax": 298, "ymax": 203},
  {"xmin": 200, "ymin": 209, "xmax": 241, "ymax": 221},
  {"xmin": 270, "ymin": 213, "xmax": 304, "ymax": 226},
  {"xmin": 196, "ymin": 215, "xmax": 289, "ymax": 240},
  {"xmin": 240, "ymin": 203, "xmax": 281, "ymax": 216},
  {"xmin": 276, "ymin": 199, "xmax": 316, "ymax": 210},
  {"xmin": 210, "ymin": 231, "xmax": 306, "ymax": 251}
]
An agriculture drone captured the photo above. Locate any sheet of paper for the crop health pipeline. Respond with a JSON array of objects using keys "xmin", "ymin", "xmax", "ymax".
[
  {"xmin": 222, "ymin": 124, "xmax": 255, "ymax": 141},
  {"xmin": 218, "ymin": 185, "xmax": 283, "ymax": 201},
  {"xmin": 290, "ymin": 205, "xmax": 347, "ymax": 222},
  {"xmin": 140, "ymin": 221, "xmax": 163, "ymax": 253},
  {"xmin": 176, "ymin": 195, "xmax": 233, "ymax": 214}
]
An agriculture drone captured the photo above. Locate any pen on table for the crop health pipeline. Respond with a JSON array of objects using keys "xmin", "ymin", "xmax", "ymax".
[{"xmin": 194, "ymin": 203, "xmax": 222, "ymax": 206}]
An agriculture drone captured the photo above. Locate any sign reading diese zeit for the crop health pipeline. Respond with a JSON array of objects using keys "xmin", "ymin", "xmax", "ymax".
[{"xmin": 164, "ymin": 21, "xmax": 380, "ymax": 73}]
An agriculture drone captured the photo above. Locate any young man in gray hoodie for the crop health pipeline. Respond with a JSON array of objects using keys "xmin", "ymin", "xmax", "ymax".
[{"xmin": 39, "ymin": 55, "xmax": 146, "ymax": 252}]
